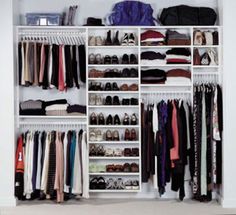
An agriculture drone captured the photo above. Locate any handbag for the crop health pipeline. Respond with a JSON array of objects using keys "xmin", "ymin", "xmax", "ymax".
[
  {"xmin": 159, "ymin": 5, "xmax": 217, "ymax": 26},
  {"xmin": 108, "ymin": 1, "xmax": 157, "ymax": 26}
]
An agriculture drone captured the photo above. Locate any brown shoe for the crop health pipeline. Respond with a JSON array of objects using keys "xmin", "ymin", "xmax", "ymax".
[
  {"xmin": 129, "ymin": 84, "xmax": 138, "ymax": 91},
  {"xmin": 106, "ymin": 164, "xmax": 115, "ymax": 172},
  {"xmin": 124, "ymin": 129, "xmax": 131, "ymax": 141},
  {"xmin": 120, "ymin": 84, "xmax": 129, "ymax": 91},
  {"xmin": 130, "ymin": 163, "xmax": 139, "ymax": 172},
  {"xmin": 113, "ymin": 130, "xmax": 120, "ymax": 141},
  {"xmin": 123, "ymin": 163, "xmax": 131, "ymax": 172},
  {"xmin": 130, "ymin": 129, "xmax": 137, "ymax": 141},
  {"xmin": 106, "ymin": 130, "xmax": 112, "ymax": 141}
]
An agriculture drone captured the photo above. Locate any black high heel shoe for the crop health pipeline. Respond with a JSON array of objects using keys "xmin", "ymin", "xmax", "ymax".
[
  {"xmin": 106, "ymin": 114, "xmax": 113, "ymax": 125},
  {"xmin": 114, "ymin": 114, "xmax": 121, "ymax": 125},
  {"xmin": 130, "ymin": 113, "xmax": 137, "ymax": 125},
  {"xmin": 123, "ymin": 113, "xmax": 130, "ymax": 125}
]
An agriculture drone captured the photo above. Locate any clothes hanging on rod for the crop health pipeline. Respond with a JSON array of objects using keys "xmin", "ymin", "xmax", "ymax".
[
  {"xmin": 18, "ymin": 39, "xmax": 86, "ymax": 91},
  {"xmin": 191, "ymin": 83, "xmax": 223, "ymax": 202},
  {"xmin": 15, "ymin": 129, "xmax": 88, "ymax": 203},
  {"xmin": 141, "ymin": 99, "xmax": 192, "ymax": 201}
]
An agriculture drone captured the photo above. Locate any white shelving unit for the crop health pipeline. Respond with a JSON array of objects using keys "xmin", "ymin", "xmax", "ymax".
[{"xmin": 15, "ymin": 24, "xmax": 222, "ymax": 198}]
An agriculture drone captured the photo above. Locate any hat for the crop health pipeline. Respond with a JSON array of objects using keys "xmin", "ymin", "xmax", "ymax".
[
  {"xmin": 141, "ymin": 30, "xmax": 165, "ymax": 42},
  {"xmin": 84, "ymin": 17, "xmax": 105, "ymax": 26}
]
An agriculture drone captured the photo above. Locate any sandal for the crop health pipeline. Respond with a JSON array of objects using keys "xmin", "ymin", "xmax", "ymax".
[
  {"xmin": 114, "ymin": 148, "xmax": 123, "ymax": 157},
  {"xmin": 97, "ymin": 177, "xmax": 106, "ymax": 189},
  {"xmin": 105, "ymin": 148, "xmax": 114, "ymax": 157},
  {"xmin": 117, "ymin": 178, "xmax": 125, "ymax": 190},
  {"xmin": 106, "ymin": 178, "xmax": 115, "ymax": 189}
]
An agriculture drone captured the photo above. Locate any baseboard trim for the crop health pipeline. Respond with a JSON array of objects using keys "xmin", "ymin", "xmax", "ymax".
[
  {"xmin": 221, "ymin": 198, "xmax": 236, "ymax": 208},
  {"xmin": 0, "ymin": 196, "xmax": 16, "ymax": 207}
]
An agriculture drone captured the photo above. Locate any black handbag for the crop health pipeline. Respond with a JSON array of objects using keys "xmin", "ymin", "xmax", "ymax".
[{"xmin": 159, "ymin": 5, "xmax": 217, "ymax": 26}]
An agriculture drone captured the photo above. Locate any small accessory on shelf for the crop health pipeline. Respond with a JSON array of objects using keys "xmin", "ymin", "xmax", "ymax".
[
  {"xmin": 84, "ymin": 17, "xmax": 105, "ymax": 26},
  {"xmin": 26, "ymin": 13, "xmax": 62, "ymax": 26}
]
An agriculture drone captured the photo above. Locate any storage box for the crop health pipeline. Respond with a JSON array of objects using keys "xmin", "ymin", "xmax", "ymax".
[{"xmin": 26, "ymin": 13, "xmax": 62, "ymax": 26}]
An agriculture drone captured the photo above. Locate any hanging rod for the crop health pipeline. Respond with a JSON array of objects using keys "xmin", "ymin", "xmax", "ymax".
[
  {"xmin": 141, "ymin": 90, "xmax": 192, "ymax": 94},
  {"xmin": 19, "ymin": 121, "xmax": 87, "ymax": 126}
]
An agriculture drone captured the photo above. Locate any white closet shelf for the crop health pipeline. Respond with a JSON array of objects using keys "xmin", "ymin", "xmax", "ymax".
[
  {"xmin": 88, "ymin": 78, "xmax": 139, "ymax": 81},
  {"xmin": 88, "ymin": 141, "xmax": 139, "ymax": 144},
  {"xmin": 16, "ymin": 25, "xmax": 87, "ymax": 30},
  {"xmin": 19, "ymin": 115, "xmax": 87, "ymax": 119},
  {"xmin": 140, "ymin": 45, "xmax": 191, "ymax": 48},
  {"xmin": 88, "ymin": 105, "xmax": 139, "ymax": 108},
  {"xmin": 89, "ymin": 172, "xmax": 140, "ymax": 176},
  {"xmin": 141, "ymin": 64, "xmax": 191, "ymax": 67},
  {"xmin": 88, "ymin": 125, "xmax": 139, "ymax": 128},
  {"xmin": 88, "ymin": 46, "xmax": 139, "ymax": 49},
  {"xmin": 88, "ymin": 64, "xmax": 138, "ymax": 68},
  {"xmin": 193, "ymin": 72, "xmax": 219, "ymax": 75},
  {"xmin": 193, "ymin": 45, "xmax": 219, "ymax": 48},
  {"xmin": 193, "ymin": 65, "xmax": 219, "ymax": 68},
  {"xmin": 88, "ymin": 91, "xmax": 139, "ymax": 94},
  {"xmin": 89, "ymin": 189, "xmax": 140, "ymax": 193},
  {"xmin": 140, "ymin": 84, "xmax": 192, "ymax": 87},
  {"xmin": 89, "ymin": 157, "xmax": 139, "ymax": 160}
]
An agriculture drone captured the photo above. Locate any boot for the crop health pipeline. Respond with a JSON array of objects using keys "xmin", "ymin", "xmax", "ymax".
[
  {"xmin": 113, "ymin": 31, "xmax": 120, "ymax": 45},
  {"xmin": 105, "ymin": 30, "xmax": 112, "ymax": 45}
]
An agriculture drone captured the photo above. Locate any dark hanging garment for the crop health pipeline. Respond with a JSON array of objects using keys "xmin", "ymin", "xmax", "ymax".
[
  {"xmin": 141, "ymin": 103, "xmax": 149, "ymax": 183},
  {"xmin": 32, "ymin": 131, "xmax": 39, "ymax": 191},
  {"xmin": 64, "ymin": 45, "xmax": 74, "ymax": 88},
  {"xmin": 51, "ymin": 44, "xmax": 59, "ymax": 88},
  {"xmin": 18, "ymin": 42, "xmax": 22, "ymax": 85},
  {"xmin": 66, "ymin": 131, "xmax": 72, "ymax": 187},
  {"xmin": 216, "ymin": 85, "xmax": 223, "ymax": 184},
  {"xmin": 42, "ymin": 45, "xmax": 49, "ymax": 89},
  {"xmin": 72, "ymin": 45, "xmax": 80, "ymax": 89},
  {"xmin": 189, "ymin": 105, "xmax": 195, "ymax": 180},
  {"xmin": 36, "ymin": 43, "xmax": 42, "ymax": 82},
  {"xmin": 46, "ymin": 131, "xmax": 56, "ymax": 196},
  {"xmin": 78, "ymin": 45, "xmax": 86, "ymax": 83}
]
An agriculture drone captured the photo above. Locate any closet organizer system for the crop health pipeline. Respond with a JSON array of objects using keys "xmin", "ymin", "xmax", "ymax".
[{"xmin": 15, "ymin": 25, "xmax": 222, "ymax": 202}]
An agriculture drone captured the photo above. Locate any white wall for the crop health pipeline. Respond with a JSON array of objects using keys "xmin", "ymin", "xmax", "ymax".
[
  {"xmin": 221, "ymin": 0, "xmax": 236, "ymax": 208},
  {"xmin": 0, "ymin": 0, "xmax": 16, "ymax": 207}
]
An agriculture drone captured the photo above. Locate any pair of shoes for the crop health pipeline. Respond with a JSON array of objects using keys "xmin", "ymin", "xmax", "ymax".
[
  {"xmin": 89, "ymin": 53, "xmax": 103, "ymax": 64},
  {"xmin": 106, "ymin": 178, "xmax": 125, "ymax": 190},
  {"xmin": 89, "ymin": 95, "xmax": 103, "ymax": 105},
  {"xmin": 124, "ymin": 148, "xmax": 139, "ymax": 157},
  {"xmin": 89, "ymin": 129, "xmax": 103, "ymax": 141},
  {"xmin": 106, "ymin": 114, "xmax": 121, "ymax": 125},
  {"xmin": 122, "ymin": 98, "xmax": 139, "ymax": 105},
  {"xmin": 90, "ymin": 112, "xmax": 105, "ymax": 125},
  {"xmin": 123, "ymin": 163, "xmax": 139, "ymax": 172},
  {"xmin": 89, "ymin": 144, "xmax": 105, "ymax": 156},
  {"xmin": 90, "ymin": 177, "xmax": 106, "ymax": 189},
  {"xmin": 106, "ymin": 130, "xmax": 119, "ymax": 141},
  {"xmin": 124, "ymin": 129, "xmax": 137, "ymax": 141},
  {"xmin": 121, "ymin": 68, "xmax": 138, "ymax": 77},
  {"xmin": 89, "ymin": 82, "xmax": 103, "ymax": 91},
  {"xmin": 104, "ymin": 82, "xmax": 119, "ymax": 91},
  {"xmin": 104, "ymin": 96, "xmax": 120, "ymax": 105},
  {"xmin": 123, "ymin": 113, "xmax": 138, "ymax": 125},
  {"xmin": 105, "ymin": 30, "xmax": 120, "ymax": 46},
  {"xmin": 125, "ymin": 180, "xmax": 139, "ymax": 190},
  {"xmin": 122, "ymin": 54, "xmax": 138, "ymax": 64},
  {"xmin": 105, "ymin": 148, "xmax": 123, "ymax": 157},
  {"xmin": 104, "ymin": 55, "xmax": 119, "ymax": 64},
  {"xmin": 106, "ymin": 164, "xmax": 124, "ymax": 172},
  {"xmin": 121, "ymin": 33, "xmax": 136, "ymax": 46},
  {"xmin": 89, "ymin": 163, "xmax": 106, "ymax": 173},
  {"xmin": 103, "ymin": 69, "xmax": 121, "ymax": 78},
  {"xmin": 120, "ymin": 83, "xmax": 138, "ymax": 91},
  {"xmin": 89, "ymin": 36, "xmax": 103, "ymax": 46},
  {"xmin": 89, "ymin": 69, "xmax": 104, "ymax": 78}
]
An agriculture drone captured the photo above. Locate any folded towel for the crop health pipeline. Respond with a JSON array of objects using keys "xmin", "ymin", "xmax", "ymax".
[{"xmin": 45, "ymin": 104, "xmax": 69, "ymax": 111}]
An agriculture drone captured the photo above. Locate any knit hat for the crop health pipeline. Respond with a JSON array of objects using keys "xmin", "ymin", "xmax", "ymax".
[{"xmin": 141, "ymin": 30, "xmax": 165, "ymax": 42}]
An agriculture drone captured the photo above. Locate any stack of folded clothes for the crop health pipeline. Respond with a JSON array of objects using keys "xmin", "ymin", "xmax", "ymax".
[
  {"xmin": 20, "ymin": 99, "xmax": 86, "ymax": 116},
  {"xmin": 166, "ymin": 48, "xmax": 191, "ymax": 64},
  {"xmin": 20, "ymin": 100, "xmax": 45, "ymax": 115},
  {"xmin": 166, "ymin": 30, "xmax": 191, "ymax": 45},
  {"xmin": 166, "ymin": 69, "xmax": 191, "ymax": 84},
  {"xmin": 67, "ymin": 105, "xmax": 86, "ymax": 116},
  {"xmin": 141, "ymin": 51, "xmax": 166, "ymax": 65},
  {"xmin": 141, "ymin": 69, "xmax": 166, "ymax": 84},
  {"xmin": 141, "ymin": 30, "xmax": 165, "ymax": 46}
]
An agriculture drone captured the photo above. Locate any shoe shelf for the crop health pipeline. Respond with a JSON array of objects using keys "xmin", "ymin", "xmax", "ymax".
[
  {"xmin": 89, "ymin": 172, "xmax": 140, "ymax": 176},
  {"xmin": 140, "ymin": 64, "xmax": 191, "ymax": 67},
  {"xmin": 140, "ymin": 45, "xmax": 191, "ymax": 48},
  {"xmin": 89, "ymin": 189, "xmax": 140, "ymax": 193},
  {"xmin": 140, "ymin": 84, "xmax": 192, "ymax": 87},
  {"xmin": 88, "ymin": 91, "xmax": 139, "ymax": 94},
  {"xmin": 88, "ymin": 125, "xmax": 139, "ymax": 128},
  {"xmin": 192, "ymin": 65, "xmax": 219, "ymax": 68},
  {"xmin": 88, "ymin": 105, "xmax": 139, "ymax": 108},
  {"xmin": 88, "ymin": 141, "xmax": 139, "ymax": 144},
  {"xmin": 193, "ymin": 45, "xmax": 219, "ymax": 48},
  {"xmin": 89, "ymin": 157, "xmax": 139, "ymax": 160},
  {"xmin": 19, "ymin": 115, "xmax": 87, "ymax": 119},
  {"xmin": 88, "ymin": 78, "xmax": 139, "ymax": 81},
  {"xmin": 88, "ymin": 64, "xmax": 138, "ymax": 68},
  {"xmin": 88, "ymin": 46, "xmax": 139, "ymax": 49}
]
